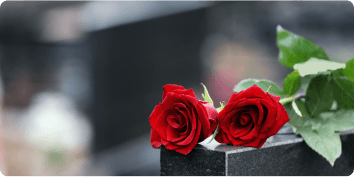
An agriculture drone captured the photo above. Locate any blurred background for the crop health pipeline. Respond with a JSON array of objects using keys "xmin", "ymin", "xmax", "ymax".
[{"xmin": 0, "ymin": 1, "xmax": 353, "ymax": 175}]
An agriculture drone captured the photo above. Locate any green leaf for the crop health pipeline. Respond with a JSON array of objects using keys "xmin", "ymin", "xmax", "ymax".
[
  {"xmin": 276, "ymin": 25, "xmax": 329, "ymax": 69},
  {"xmin": 201, "ymin": 83, "xmax": 213, "ymax": 106},
  {"xmin": 283, "ymin": 70, "xmax": 301, "ymax": 95},
  {"xmin": 233, "ymin": 79, "xmax": 287, "ymax": 99},
  {"xmin": 342, "ymin": 58, "xmax": 354, "ymax": 81},
  {"xmin": 284, "ymin": 100, "xmax": 308, "ymax": 133},
  {"xmin": 292, "ymin": 100, "xmax": 303, "ymax": 117},
  {"xmin": 296, "ymin": 126, "xmax": 341, "ymax": 166},
  {"xmin": 293, "ymin": 58, "xmax": 346, "ymax": 77},
  {"xmin": 216, "ymin": 102, "xmax": 225, "ymax": 113},
  {"xmin": 318, "ymin": 109, "xmax": 354, "ymax": 132},
  {"xmin": 301, "ymin": 75, "xmax": 315, "ymax": 92},
  {"xmin": 305, "ymin": 75, "xmax": 333, "ymax": 117},
  {"xmin": 332, "ymin": 75, "xmax": 354, "ymax": 109}
]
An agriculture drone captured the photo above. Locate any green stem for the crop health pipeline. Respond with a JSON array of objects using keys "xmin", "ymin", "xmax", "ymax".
[
  {"xmin": 279, "ymin": 94, "xmax": 305, "ymax": 105},
  {"xmin": 279, "ymin": 96, "xmax": 294, "ymax": 105}
]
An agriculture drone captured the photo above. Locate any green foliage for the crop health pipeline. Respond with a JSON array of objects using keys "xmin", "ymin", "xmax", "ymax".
[
  {"xmin": 276, "ymin": 27, "xmax": 354, "ymax": 165},
  {"xmin": 286, "ymin": 102, "xmax": 354, "ymax": 165},
  {"xmin": 283, "ymin": 70, "xmax": 301, "ymax": 96},
  {"xmin": 293, "ymin": 58, "xmax": 346, "ymax": 77},
  {"xmin": 301, "ymin": 75, "xmax": 315, "ymax": 92},
  {"xmin": 305, "ymin": 75, "xmax": 333, "ymax": 117},
  {"xmin": 230, "ymin": 25, "xmax": 354, "ymax": 166},
  {"xmin": 296, "ymin": 126, "xmax": 341, "ymax": 166},
  {"xmin": 276, "ymin": 25, "xmax": 329, "ymax": 69},
  {"xmin": 201, "ymin": 83, "xmax": 213, "ymax": 106},
  {"xmin": 216, "ymin": 102, "xmax": 225, "ymax": 113},
  {"xmin": 233, "ymin": 79, "xmax": 287, "ymax": 98},
  {"xmin": 342, "ymin": 58, "xmax": 354, "ymax": 81},
  {"xmin": 331, "ymin": 73, "xmax": 354, "ymax": 109}
]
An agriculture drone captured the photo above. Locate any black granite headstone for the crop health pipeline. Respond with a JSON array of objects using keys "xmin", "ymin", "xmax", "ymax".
[
  {"xmin": 161, "ymin": 128, "xmax": 354, "ymax": 176},
  {"xmin": 90, "ymin": 8, "xmax": 208, "ymax": 154}
]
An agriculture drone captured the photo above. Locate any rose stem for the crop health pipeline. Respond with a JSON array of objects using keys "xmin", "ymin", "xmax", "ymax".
[{"xmin": 279, "ymin": 94, "xmax": 305, "ymax": 105}]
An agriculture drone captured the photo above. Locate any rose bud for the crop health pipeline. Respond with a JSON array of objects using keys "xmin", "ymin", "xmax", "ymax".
[
  {"xmin": 149, "ymin": 84, "xmax": 218, "ymax": 155},
  {"xmin": 215, "ymin": 84, "xmax": 289, "ymax": 148}
]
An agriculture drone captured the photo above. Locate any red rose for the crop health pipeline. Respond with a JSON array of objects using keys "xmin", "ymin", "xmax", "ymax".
[
  {"xmin": 215, "ymin": 85, "xmax": 289, "ymax": 148},
  {"xmin": 149, "ymin": 84, "xmax": 218, "ymax": 155}
]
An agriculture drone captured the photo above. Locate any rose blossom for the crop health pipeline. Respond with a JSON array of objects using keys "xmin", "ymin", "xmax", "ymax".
[
  {"xmin": 215, "ymin": 85, "xmax": 289, "ymax": 148},
  {"xmin": 149, "ymin": 84, "xmax": 218, "ymax": 155}
]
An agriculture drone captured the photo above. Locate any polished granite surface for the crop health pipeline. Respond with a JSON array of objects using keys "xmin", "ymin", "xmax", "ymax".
[{"xmin": 161, "ymin": 124, "xmax": 354, "ymax": 176}]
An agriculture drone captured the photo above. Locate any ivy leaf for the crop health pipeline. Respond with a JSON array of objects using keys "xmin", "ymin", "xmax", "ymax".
[
  {"xmin": 342, "ymin": 58, "xmax": 354, "ymax": 81},
  {"xmin": 283, "ymin": 70, "xmax": 301, "ymax": 95},
  {"xmin": 332, "ymin": 75, "xmax": 354, "ymax": 109},
  {"xmin": 305, "ymin": 75, "xmax": 333, "ymax": 117},
  {"xmin": 201, "ymin": 83, "xmax": 213, "ymax": 106},
  {"xmin": 276, "ymin": 25, "xmax": 329, "ymax": 69},
  {"xmin": 233, "ymin": 79, "xmax": 287, "ymax": 99},
  {"xmin": 296, "ymin": 126, "xmax": 341, "ymax": 166},
  {"xmin": 293, "ymin": 58, "xmax": 346, "ymax": 77},
  {"xmin": 216, "ymin": 102, "xmax": 225, "ymax": 113}
]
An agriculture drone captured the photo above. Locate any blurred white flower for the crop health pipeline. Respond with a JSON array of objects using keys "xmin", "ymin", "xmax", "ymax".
[{"xmin": 20, "ymin": 92, "xmax": 92, "ymax": 152}]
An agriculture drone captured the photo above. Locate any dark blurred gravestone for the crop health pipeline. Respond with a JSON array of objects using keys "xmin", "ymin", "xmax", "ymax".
[
  {"xmin": 90, "ymin": 8, "xmax": 208, "ymax": 154},
  {"xmin": 161, "ymin": 128, "xmax": 354, "ymax": 176}
]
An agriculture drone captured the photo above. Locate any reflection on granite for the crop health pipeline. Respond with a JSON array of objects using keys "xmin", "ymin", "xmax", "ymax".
[{"xmin": 161, "ymin": 126, "xmax": 354, "ymax": 176}]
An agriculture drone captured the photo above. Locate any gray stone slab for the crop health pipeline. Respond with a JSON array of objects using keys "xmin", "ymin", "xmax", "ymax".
[{"xmin": 160, "ymin": 129, "xmax": 354, "ymax": 176}]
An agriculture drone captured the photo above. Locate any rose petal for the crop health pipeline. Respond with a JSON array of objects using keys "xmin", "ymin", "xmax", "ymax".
[
  {"xmin": 227, "ymin": 93, "xmax": 239, "ymax": 104},
  {"xmin": 265, "ymin": 103, "xmax": 290, "ymax": 137},
  {"xmin": 151, "ymin": 129, "xmax": 162, "ymax": 149},
  {"xmin": 182, "ymin": 94, "xmax": 200, "ymax": 107},
  {"xmin": 257, "ymin": 132, "xmax": 268, "ymax": 139},
  {"xmin": 230, "ymin": 98, "xmax": 247, "ymax": 110},
  {"xmin": 229, "ymin": 121, "xmax": 253, "ymax": 137},
  {"xmin": 222, "ymin": 109, "xmax": 241, "ymax": 135},
  {"xmin": 236, "ymin": 99, "xmax": 264, "ymax": 125},
  {"xmin": 161, "ymin": 139, "xmax": 181, "ymax": 150},
  {"xmin": 195, "ymin": 102, "xmax": 211, "ymax": 139},
  {"xmin": 179, "ymin": 105, "xmax": 194, "ymax": 137},
  {"xmin": 267, "ymin": 92, "xmax": 280, "ymax": 102},
  {"xmin": 162, "ymin": 92, "xmax": 187, "ymax": 110},
  {"xmin": 238, "ymin": 124, "xmax": 260, "ymax": 140},
  {"xmin": 166, "ymin": 125, "xmax": 185, "ymax": 142},
  {"xmin": 221, "ymin": 130, "xmax": 232, "ymax": 144},
  {"xmin": 239, "ymin": 113, "xmax": 252, "ymax": 125},
  {"xmin": 248, "ymin": 105, "xmax": 260, "ymax": 125},
  {"xmin": 258, "ymin": 99, "xmax": 278, "ymax": 133},
  {"xmin": 148, "ymin": 103, "xmax": 163, "ymax": 128},
  {"xmin": 226, "ymin": 134, "xmax": 250, "ymax": 146},
  {"xmin": 201, "ymin": 102, "xmax": 218, "ymax": 125},
  {"xmin": 257, "ymin": 139, "xmax": 267, "ymax": 148},
  {"xmin": 222, "ymin": 108, "xmax": 248, "ymax": 134},
  {"xmin": 241, "ymin": 137, "xmax": 263, "ymax": 148},
  {"xmin": 176, "ymin": 107, "xmax": 197, "ymax": 145},
  {"xmin": 175, "ymin": 120, "xmax": 202, "ymax": 155},
  {"xmin": 218, "ymin": 99, "xmax": 242, "ymax": 123},
  {"xmin": 162, "ymin": 84, "xmax": 185, "ymax": 100},
  {"xmin": 154, "ymin": 109, "xmax": 172, "ymax": 139},
  {"xmin": 172, "ymin": 88, "xmax": 197, "ymax": 99},
  {"xmin": 234, "ymin": 85, "xmax": 273, "ymax": 103},
  {"xmin": 175, "ymin": 107, "xmax": 187, "ymax": 128},
  {"xmin": 167, "ymin": 115, "xmax": 180, "ymax": 128}
]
